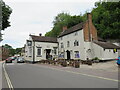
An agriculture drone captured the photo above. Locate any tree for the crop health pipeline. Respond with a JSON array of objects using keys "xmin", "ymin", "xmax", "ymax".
[
  {"xmin": 15, "ymin": 48, "xmax": 22, "ymax": 55},
  {"xmin": 2, "ymin": 44, "xmax": 15, "ymax": 56},
  {"xmin": 92, "ymin": 1, "xmax": 120, "ymax": 39},
  {"xmin": 45, "ymin": 12, "xmax": 83, "ymax": 37},
  {"xmin": 0, "ymin": 0, "xmax": 12, "ymax": 42},
  {"xmin": 2, "ymin": 44, "xmax": 22, "ymax": 56}
]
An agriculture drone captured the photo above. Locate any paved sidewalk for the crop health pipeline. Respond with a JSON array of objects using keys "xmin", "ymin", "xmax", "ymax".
[
  {"xmin": 0, "ymin": 61, "xmax": 3, "ymax": 90},
  {"xmin": 36, "ymin": 61, "xmax": 118, "ymax": 80}
]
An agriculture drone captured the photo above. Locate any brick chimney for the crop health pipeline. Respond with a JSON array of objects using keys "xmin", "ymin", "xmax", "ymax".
[
  {"xmin": 83, "ymin": 13, "xmax": 98, "ymax": 42},
  {"xmin": 87, "ymin": 13, "xmax": 92, "ymax": 23},
  {"xmin": 62, "ymin": 26, "xmax": 67, "ymax": 32}
]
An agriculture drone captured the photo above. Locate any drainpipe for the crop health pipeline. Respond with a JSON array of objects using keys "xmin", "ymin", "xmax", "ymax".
[{"xmin": 33, "ymin": 41, "xmax": 35, "ymax": 64}]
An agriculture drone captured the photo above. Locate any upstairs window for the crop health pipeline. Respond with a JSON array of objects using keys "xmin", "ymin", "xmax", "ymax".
[
  {"xmin": 61, "ymin": 43, "xmax": 64, "ymax": 48},
  {"xmin": 27, "ymin": 41, "xmax": 32, "ymax": 46},
  {"xmin": 74, "ymin": 40, "xmax": 79, "ymax": 46},
  {"xmin": 74, "ymin": 32, "xmax": 78, "ymax": 36},
  {"xmin": 67, "ymin": 41, "xmax": 70, "ymax": 47},
  {"xmin": 61, "ymin": 37, "xmax": 63, "ymax": 40}
]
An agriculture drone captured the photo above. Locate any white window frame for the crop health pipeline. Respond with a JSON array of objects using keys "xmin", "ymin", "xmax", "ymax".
[
  {"xmin": 67, "ymin": 41, "xmax": 70, "ymax": 47},
  {"xmin": 74, "ymin": 51, "xmax": 80, "ymax": 58},
  {"xmin": 37, "ymin": 47, "xmax": 42, "ymax": 57}
]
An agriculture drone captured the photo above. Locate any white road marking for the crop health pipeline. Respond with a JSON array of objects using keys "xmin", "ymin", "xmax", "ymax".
[{"xmin": 3, "ymin": 63, "xmax": 14, "ymax": 90}]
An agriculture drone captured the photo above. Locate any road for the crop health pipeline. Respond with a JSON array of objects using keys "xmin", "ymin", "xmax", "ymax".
[{"xmin": 2, "ymin": 60, "xmax": 119, "ymax": 89}]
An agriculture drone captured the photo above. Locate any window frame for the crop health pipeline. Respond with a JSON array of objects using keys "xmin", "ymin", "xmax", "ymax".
[
  {"xmin": 61, "ymin": 43, "xmax": 64, "ymax": 48},
  {"xmin": 53, "ymin": 47, "xmax": 57, "ymax": 55},
  {"xmin": 67, "ymin": 41, "xmax": 70, "ymax": 47},
  {"xmin": 74, "ymin": 51, "xmax": 80, "ymax": 58},
  {"xmin": 37, "ymin": 47, "xmax": 42, "ymax": 57},
  {"xmin": 74, "ymin": 40, "xmax": 79, "ymax": 46}
]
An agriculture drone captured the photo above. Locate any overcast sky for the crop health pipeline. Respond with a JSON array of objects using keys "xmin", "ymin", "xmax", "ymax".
[{"xmin": 1, "ymin": 0, "xmax": 99, "ymax": 48}]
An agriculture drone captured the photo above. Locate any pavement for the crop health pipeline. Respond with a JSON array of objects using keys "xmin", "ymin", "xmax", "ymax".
[
  {"xmin": 0, "ymin": 61, "xmax": 2, "ymax": 90},
  {"xmin": 80, "ymin": 61, "xmax": 119, "ymax": 72},
  {"xmin": 2, "ymin": 60, "xmax": 119, "ymax": 88}
]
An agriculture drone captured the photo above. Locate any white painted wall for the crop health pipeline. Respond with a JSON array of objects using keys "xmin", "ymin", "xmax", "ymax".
[
  {"xmin": 84, "ymin": 42, "xmax": 95, "ymax": 60},
  {"xmin": 58, "ymin": 29, "xmax": 86, "ymax": 60},
  {"xmin": 92, "ymin": 43, "xmax": 118, "ymax": 60},
  {"xmin": 24, "ymin": 42, "xmax": 33, "ymax": 62},
  {"xmin": 34, "ymin": 42, "xmax": 58, "ymax": 61}
]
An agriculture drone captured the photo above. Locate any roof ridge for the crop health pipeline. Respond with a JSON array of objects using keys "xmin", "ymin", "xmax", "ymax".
[{"xmin": 58, "ymin": 21, "xmax": 85, "ymax": 37}]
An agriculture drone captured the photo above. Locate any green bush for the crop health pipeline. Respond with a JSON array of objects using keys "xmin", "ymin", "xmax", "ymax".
[{"xmin": 92, "ymin": 57, "xmax": 100, "ymax": 60}]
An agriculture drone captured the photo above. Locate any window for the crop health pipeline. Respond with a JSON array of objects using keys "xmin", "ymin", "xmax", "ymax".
[
  {"xmin": 29, "ymin": 47, "xmax": 32, "ymax": 57},
  {"xmin": 61, "ymin": 43, "xmax": 64, "ymax": 48},
  {"xmin": 61, "ymin": 37, "xmax": 63, "ymax": 40},
  {"xmin": 27, "ymin": 41, "xmax": 32, "ymax": 46},
  {"xmin": 67, "ymin": 41, "xmax": 70, "ymax": 47},
  {"xmin": 53, "ymin": 47, "xmax": 57, "ymax": 55},
  {"xmin": 74, "ymin": 40, "xmax": 79, "ymax": 46},
  {"xmin": 59, "ymin": 52, "xmax": 64, "ymax": 58},
  {"xmin": 74, "ymin": 51, "xmax": 80, "ymax": 58},
  {"xmin": 37, "ymin": 47, "xmax": 42, "ymax": 56},
  {"xmin": 74, "ymin": 32, "xmax": 78, "ymax": 36}
]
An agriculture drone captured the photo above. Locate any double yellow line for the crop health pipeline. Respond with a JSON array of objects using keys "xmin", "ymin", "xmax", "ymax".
[{"xmin": 3, "ymin": 63, "xmax": 14, "ymax": 90}]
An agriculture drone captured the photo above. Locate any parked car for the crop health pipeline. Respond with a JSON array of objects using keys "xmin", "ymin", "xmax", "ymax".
[
  {"xmin": 17, "ymin": 57, "xmax": 25, "ymax": 63},
  {"xmin": 5, "ymin": 58, "xmax": 12, "ymax": 63},
  {"xmin": 116, "ymin": 56, "xmax": 120, "ymax": 66},
  {"xmin": 10, "ymin": 56, "xmax": 17, "ymax": 61}
]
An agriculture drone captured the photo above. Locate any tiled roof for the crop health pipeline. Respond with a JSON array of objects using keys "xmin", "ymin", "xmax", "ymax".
[
  {"xmin": 30, "ymin": 35, "xmax": 58, "ymax": 43},
  {"xmin": 58, "ymin": 22, "xmax": 85, "ymax": 37},
  {"xmin": 94, "ymin": 41, "xmax": 120, "ymax": 49}
]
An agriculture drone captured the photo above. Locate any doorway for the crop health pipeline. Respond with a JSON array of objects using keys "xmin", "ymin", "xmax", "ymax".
[
  {"xmin": 46, "ymin": 49, "xmax": 51, "ymax": 60},
  {"xmin": 66, "ymin": 50, "xmax": 71, "ymax": 60}
]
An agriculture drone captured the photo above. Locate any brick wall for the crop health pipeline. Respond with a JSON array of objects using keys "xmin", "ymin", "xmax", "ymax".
[{"xmin": 83, "ymin": 13, "xmax": 98, "ymax": 42}]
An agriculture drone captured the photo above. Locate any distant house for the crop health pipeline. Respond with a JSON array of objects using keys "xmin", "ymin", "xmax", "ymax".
[
  {"xmin": 57, "ymin": 13, "xmax": 120, "ymax": 60},
  {"xmin": 25, "ymin": 34, "xmax": 58, "ymax": 63},
  {"xmin": 21, "ymin": 46, "xmax": 25, "ymax": 57}
]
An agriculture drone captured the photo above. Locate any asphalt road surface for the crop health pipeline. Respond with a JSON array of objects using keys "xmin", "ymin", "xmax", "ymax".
[{"xmin": 2, "ymin": 61, "xmax": 119, "ymax": 88}]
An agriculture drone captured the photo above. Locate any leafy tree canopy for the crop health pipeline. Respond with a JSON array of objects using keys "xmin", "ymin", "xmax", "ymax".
[
  {"xmin": 92, "ymin": 1, "xmax": 120, "ymax": 39},
  {"xmin": 45, "ymin": 2, "xmax": 120, "ymax": 40},
  {"xmin": 0, "ymin": 0, "xmax": 12, "ymax": 42},
  {"xmin": 0, "ymin": 0, "xmax": 12, "ymax": 30},
  {"xmin": 45, "ymin": 12, "xmax": 83, "ymax": 37},
  {"xmin": 2, "ymin": 44, "xmax": 22, "ymax": 56}
]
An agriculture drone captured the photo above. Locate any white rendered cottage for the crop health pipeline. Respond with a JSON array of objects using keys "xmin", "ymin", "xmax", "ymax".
[
  {"xmin": 25, "ymin": 34, "xmax": 58, "ymax": 63},
  {"xmin": 24, "ymin": 13, "xmax": 120, "ymax": 62},
  {"xmin": 58, "ymin": 13, "xmax": 120, "ymax": 60}
]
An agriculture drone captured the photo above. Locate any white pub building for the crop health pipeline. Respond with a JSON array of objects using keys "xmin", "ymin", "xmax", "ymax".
[{"xmin": 24, "ymin": 13, "xmax": 120, "ymax": 63}]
